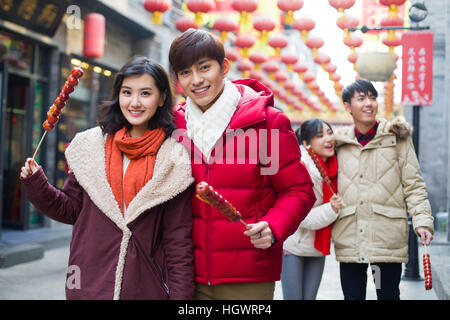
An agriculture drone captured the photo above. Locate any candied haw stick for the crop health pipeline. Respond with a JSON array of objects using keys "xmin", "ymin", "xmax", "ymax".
[
  {"xmin": 423, "ymin": 245, "xmax": 432, "ymax": 290},
  {"xmin": 196, "ymin": 182, "xmax": 248, "ymax": 227},
  {"xmin": 32, "ymin": 67, "xmax": 84, "ymax": 160},
  {"xmin": 305, "ymin": 145, "xmax": 336, "ymax": 196}
]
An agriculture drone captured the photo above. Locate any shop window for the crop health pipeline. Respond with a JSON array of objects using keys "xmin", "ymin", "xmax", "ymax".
[{"xmin": 0, "ymin": 31, "xmax": 33, "ymax": 73}]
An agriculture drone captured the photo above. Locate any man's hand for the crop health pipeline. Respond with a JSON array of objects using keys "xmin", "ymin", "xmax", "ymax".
[
  {"xmin": 417, "ymin": 227, "xmax": 433, "ymax": 246},
  {"xmin": 243, "ymin": 221, "xmax": 273, "ymax": 249}
]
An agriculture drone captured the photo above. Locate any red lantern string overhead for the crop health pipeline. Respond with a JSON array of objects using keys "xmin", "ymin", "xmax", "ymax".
[
  {"xmin": 313, "ymin": 52, "xmax": 331, "ymax": 67},
  {"xmin": 379, "ymin": 0, "xmax": 405, "ymax": 119},
  {"xmin": 379, "ymin": 0, "xmax": 406, "ymax": 5},
  {"xmin": 305, "ymin": 34, "xmax": 324, "ymax": 59},
  {"xmin": 175, "ymin": 16, "xmax": 197, "ymax": 33},
  {"xmin": 186, "ymin": 0, "xmax": 215, "ymax": 27},
  {"xmin": 249, "ymin": 70, "xmax": 263, "ymax": 81},
  {"xmin": 249, "ymin": 51, "xmax": 269, "ymax": 70},
  {"xmin": 268, "ymin": 33, "xmax": 289, "ymax": 57},
  {"xmin": 231, "ymin": 0, "xmax": 258, "ymax": 32},
  {"xmin": 213, "ymin": 16, "xmax": 238, "ymax": 42},
  {"xmin": 235, "ymin": 33, "xmax": 256, "ymax": 58},
  {"xmin": 236, "ymin": 59, "xmax": 254, "ymax": 78},
  {"xmin": 277, "ymin": 0, "xmax": 304, "ymax": 26},
  {"xmin": 344, "ymin": 33, "xmax": 362, "ymax": 69},
  {"xmin": 293, "ymin": 62, "xmax": 308, "ymax": 74},
  {"xmin": 302, "ymin": 71, "xmax": 315, "ymax": 84},
  {"xmin": 336, "ymin": 14, "xmax": 359, "ymax": 41},
  {"xmin": 283, "ymin": 80, "xmax": 295, "ymax": 94},
  {"xmin": 274, "ymin": 70, "xmax": 289, "ymax": 85},
  {"xmin": 293, "ymin": 17, "xmax": 315, "ymax": 41},
  {"xmin": 328, "ymin": 0, "xmax": 355, "ymax": 13},
  {"xmin": 143, "ymin": 0, "xmax": 172, "ymax": 25},
  {"xmin": 281, "ymin": 52, "xmax": 299, "ymax": 71},
  {"xmin": 252, "ymin": 16, "xmax": 276, "ymax": 43},
  {"xmin": 262, "ymin": 60, "xmax": 281, "ymax": 80},
  {"xmin": 225, "ymin": 47, "xmax": 240, "ymax": 68}
]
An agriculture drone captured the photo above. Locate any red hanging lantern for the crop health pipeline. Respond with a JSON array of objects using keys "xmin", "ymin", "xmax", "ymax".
[
  {"xmin": 249, "ymin": 70, "xmax": 263, "ymax": 81},
  {"xmin": 336, "ymin": 14, "xmax": 359, "ymax": 41},
  {"xmin": 305, "ymin": 35, "xmax": 324, "ymax": 58},
  {"xmin": 262, "ymin": 60, "xmax": 280, "ymax": 80},
  {"xmin": 236, "ymin": 59, "xmax": 254, "ymax": 78},
  {"xmin": 186, "ymin": 0, "xmax": 215, "ymax": 27},
  {"xmin": 235, "ymin": 33, "xmax": 256, "ymax": 57},
  {"xmin": 213, "ymin": 16, "xmax": 238, "ymax": 42},
  {"xmin": 379, "ymin": 0, "xmax": 406, "ymax": 5},
  {"xmin": 249, "ymin": 51, "xmax": 269, "ymax": 70},
  {"xmin": 274, "ymin": 70, "xmax": 289, "ymax": 85},
  {"xmin": 328, "ymin": 0, "xmax": 356, "ymax": 13},
  {"xmin": 380, "ymin": 15, "xmax": 404, "ymax": 27},
  {"xmin": 302, "ymin": 72, "xmax": 315, "ymax": 83},
  {"xmin": 83, "ymin": 13, "xmax": 105, "ymax": 59},
  {"xmin": 343, "ymin": 33, "xmax": 363, "ymax": 49},
  {"xmin": 268, "ymin": 33, "xmax": 289, "ymax": 57},
  {"xmin": 277, "ymin": 0, "xmax": 304, "ymax": 26},
  {"xmin": 281, "ymin": 52, "xmax": 299, "ymax": 71},
  {"xmin": 252, "ymin": 16, "xmax": 276, "ymax": 43},
  {"xmin": 225, "ymin": 47, "xmax": 240, "ymax": 68},
  {"xmin": 175, "ymin": 16, "xmax": 197, "ymax": 32},
  {"xmin": 231, "ymin": 0, "xmax": 258, "ymax": 32},
  {"xmin": 293, "ymin": 17, "xmax": 315, "ymax": 41},
  {"xmin": 324, "ymin": 63, "xmax": 337, "ymax": 74},
  {"xmin": 293, "ymin": 62, "xmax": 308, "ymax": 74},
  {"xmin": 143, "ymin": 0, "xmax": 172, "ymax": 25},
  {"xmin": 313, "ymin": 52, "xmax": 331, "ymax": 66},
  {"xmin": 283, "ymin": 80, "xmax": 295, "ymax": 94}
]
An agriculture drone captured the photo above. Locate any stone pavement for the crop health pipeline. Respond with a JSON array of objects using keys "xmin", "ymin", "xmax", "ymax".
[{"xmin": 0, "ymin": 242, "xmax": 441, "ymax": 300}]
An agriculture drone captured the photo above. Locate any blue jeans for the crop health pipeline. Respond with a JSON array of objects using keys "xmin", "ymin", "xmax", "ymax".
[{"xmin": 281, "ymin": 254, "xmax": 325, "ymax": 300}]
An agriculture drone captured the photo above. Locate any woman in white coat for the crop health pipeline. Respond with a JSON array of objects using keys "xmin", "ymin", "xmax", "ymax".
[{"xmin": 281, "ymin": 119, "xmax": 343, "ymax": 300}]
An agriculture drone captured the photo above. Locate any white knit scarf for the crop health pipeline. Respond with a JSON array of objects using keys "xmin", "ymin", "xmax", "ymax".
[{"xmin": 185, "ymin": 80, "xmax": 241, "ymax": 160}]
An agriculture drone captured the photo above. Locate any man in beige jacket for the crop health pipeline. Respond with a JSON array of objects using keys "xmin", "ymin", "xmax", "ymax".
[{"xmin": 332, "ymin": 79, "xmax": 434, "ymax": 300}]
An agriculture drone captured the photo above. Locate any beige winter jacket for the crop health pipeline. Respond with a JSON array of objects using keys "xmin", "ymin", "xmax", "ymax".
[{"xmin": 332, "ymin": 117, "xmax": 434, "ymax": 263}]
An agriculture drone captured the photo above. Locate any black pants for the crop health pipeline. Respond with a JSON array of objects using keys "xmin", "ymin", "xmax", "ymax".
[{"xmin": 339, "ymin": 262, "xmax": 402, "ymax": 300}]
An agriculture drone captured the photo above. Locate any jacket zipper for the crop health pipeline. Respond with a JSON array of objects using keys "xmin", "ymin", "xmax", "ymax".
[
  {"xmin": 152, "ymin": 257, "xmax": 170, "ymax": 296},
  {"xmin": 205, "ymin": 164, "xmax": 212, "ymax": 286}
]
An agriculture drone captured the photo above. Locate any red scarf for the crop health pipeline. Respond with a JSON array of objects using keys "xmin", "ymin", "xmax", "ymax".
[
  {"xmin": 313, "ymin": 153, "xmax": 338, "ymax": 256},
  {"xmin": 105, "ymin": 127, "xmax": 166, "ymax": 215}
]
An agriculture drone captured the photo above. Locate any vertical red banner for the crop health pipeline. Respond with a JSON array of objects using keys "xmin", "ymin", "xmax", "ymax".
[{"xmin": 401, "ymin": 31, "xmax": 433, "ymax": 106}]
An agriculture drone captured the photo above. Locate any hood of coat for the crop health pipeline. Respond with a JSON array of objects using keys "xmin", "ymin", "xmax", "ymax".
[
  {"xmin": 335, "ymin": 117, "xmax": 412, "ymax": 147},
  {"xmin": 65, "ymin": 127, "xmax": 194, "ymax": 230},
  {"xmin": 173, "ymin": 79, "xmax": 273, "ymax": 131}
]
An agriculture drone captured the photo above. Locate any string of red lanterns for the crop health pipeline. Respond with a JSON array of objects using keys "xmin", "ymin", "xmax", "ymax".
[{"xmin": 143, "ymin": 0, "xmax": 172, "ymax": 25}]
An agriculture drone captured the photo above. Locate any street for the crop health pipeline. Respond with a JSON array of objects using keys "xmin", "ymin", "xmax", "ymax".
[{"xmin": 0, "ymin": 244, "xmax": 437, "ymax": 300}]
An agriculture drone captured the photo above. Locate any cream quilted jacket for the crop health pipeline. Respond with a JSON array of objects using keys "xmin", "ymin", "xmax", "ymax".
[{"xmin": 332, "ymin": 117, "xmax": 434, "ymax": 263}]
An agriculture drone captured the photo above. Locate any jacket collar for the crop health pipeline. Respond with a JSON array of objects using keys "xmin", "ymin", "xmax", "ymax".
[
  {"xmin": 336, "ymin": 118, "xmax": 395, "ymax": 149},
  {"xmin": 65, "ymin": 127, "xmax": 193, "ymax": 231},
  {"xmin": 173, "ymin": 79, "xmax": 272, "ymax": 131}
]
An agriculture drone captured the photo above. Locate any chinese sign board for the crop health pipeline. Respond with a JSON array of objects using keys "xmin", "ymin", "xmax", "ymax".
[
  {"xmin": 401, "ymin": 31, "xmax": 433, "ymax": 106},
  {"xmin": 0, "ymin": 0, "xmax": 73, "ymax": 37}
]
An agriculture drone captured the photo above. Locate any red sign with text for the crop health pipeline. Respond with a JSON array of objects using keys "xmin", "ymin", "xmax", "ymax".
[{"xmin": 401, "ymin": 31, "xmax": 433, "ymax": 106}]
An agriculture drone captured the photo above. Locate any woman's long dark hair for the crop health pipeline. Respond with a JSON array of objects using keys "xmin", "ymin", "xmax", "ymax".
[
  {"xmin": 97, "ymin": 56, "xmax": 175, "ymax": 136},
  {"xmin": 295, "ymin": 118, "xmax": 333, "ymax": 145}
]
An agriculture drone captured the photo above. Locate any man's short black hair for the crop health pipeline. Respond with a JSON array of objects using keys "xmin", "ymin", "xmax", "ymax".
[{"xmin": 342, "ymin": 79, "xmax": 378, "ymax": 104}]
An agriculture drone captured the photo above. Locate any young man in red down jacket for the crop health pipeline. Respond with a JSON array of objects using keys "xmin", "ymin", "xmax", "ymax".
[{"xmin": 169, "ymin": 29, "xmax": 316, "ymax": 300}]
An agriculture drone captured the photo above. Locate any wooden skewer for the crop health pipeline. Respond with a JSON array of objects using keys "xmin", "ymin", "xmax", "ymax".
[{"xmin": 31, "ymin": 130, "xmax": 48, "ymax": 160}]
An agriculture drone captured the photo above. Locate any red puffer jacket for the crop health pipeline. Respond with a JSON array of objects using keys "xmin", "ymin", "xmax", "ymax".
[{"xmin": 174, "ymin": 79, "xmax": 315, "ymax": 285}]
